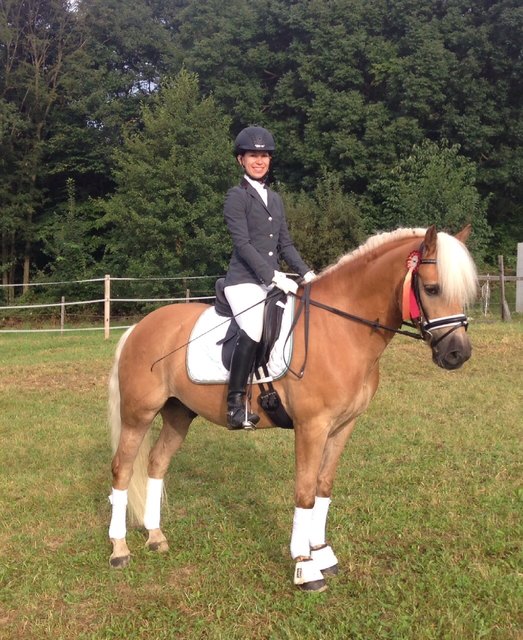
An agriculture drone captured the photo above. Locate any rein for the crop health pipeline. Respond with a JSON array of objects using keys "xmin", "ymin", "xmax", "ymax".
[
  {"xmin": 286, "ymin": 247, "xmax": 469, "ymax": 378},
  {"xmin": 283, "ymin": 283, "xmax": 422, "ymax": 379},
  {"xmin": 151, "ymin": 244, "xmax": 468, "ymax": 374}
]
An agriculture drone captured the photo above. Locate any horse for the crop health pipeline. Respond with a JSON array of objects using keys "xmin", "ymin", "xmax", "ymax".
[{"xmin": 107, "ymin": 224, "xmax": 477, "ymax": 592}]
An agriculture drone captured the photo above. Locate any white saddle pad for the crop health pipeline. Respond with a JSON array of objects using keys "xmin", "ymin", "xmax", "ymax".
[{"xmin": 186, "ymin": 298, "xmax": 294, "ymax": 384}]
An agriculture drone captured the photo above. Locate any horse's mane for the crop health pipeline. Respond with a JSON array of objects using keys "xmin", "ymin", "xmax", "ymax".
[{"xmin": 319, "ymin": 227, "xmax": 478, "ymax": 306}]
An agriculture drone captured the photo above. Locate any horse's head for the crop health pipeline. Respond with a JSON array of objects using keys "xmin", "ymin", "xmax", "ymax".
[{"xmin": 413, "ymin": 225, "xmax": 478, "ymax": 370}]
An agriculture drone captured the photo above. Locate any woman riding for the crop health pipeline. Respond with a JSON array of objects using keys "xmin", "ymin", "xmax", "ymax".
[{"xmin": 223, "ymin": 125, "xmax": 315, "ymax": 430}]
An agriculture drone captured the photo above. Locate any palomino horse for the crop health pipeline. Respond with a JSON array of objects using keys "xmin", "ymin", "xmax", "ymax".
[{"xmin": 108, "ymin": 225, "xmax": 477, "ymax": 591}]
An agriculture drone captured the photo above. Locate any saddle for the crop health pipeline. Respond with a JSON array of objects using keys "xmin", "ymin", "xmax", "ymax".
[
  {"xmin": 214, "ymin": 278, "xmax": 288, "ymax": 370},
  {"xmin": 214, "ymin": 278, "xmax": 294, "ymax": 429}
]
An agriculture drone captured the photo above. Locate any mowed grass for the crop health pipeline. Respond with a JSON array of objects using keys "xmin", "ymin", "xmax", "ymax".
[{"xmin": 0, "ymin": 320, "xmax": 521, "ymax": 639}]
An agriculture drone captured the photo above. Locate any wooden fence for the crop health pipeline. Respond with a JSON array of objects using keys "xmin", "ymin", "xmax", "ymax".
[{"xmin": 0, "ymin": 271, "xmax": 520, "ymax": 337}]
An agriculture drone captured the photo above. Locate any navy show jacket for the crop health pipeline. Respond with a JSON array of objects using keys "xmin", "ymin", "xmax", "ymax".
[{"xmin": 223, "ymin": 179, "xmax": 311, "ymax": 287}]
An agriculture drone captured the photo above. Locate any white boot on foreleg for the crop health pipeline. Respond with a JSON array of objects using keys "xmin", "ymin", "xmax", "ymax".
[
  {"xmin": 310, "ymin": 496, "xmax": 339, "ymax": 575},
  {"xmin": 290, "ymin": 506, "xmax": 327, "ymax": 592}
]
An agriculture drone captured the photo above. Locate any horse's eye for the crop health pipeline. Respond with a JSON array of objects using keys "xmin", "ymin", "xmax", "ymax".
[{"xmin": 424, "ymin": 284, "xmax": 440, "ymax": 296}]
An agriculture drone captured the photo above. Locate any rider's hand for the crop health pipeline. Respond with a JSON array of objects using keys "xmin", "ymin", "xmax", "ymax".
[
  {"xmin": 272, "ymin": 271, "xmax": 298, "ymax": 295},
  {"xmin": 302, "ymin": 271, "xmax": 316, "ymax": 283}
]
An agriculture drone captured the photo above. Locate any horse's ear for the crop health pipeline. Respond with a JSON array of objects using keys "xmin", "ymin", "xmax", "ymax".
[
  {"xmin": 424, "ymin": 225, "xmax": 438, "ymax": 252},
  {"xmin": 455, "ymin": 224, "xmax": 472, "ymax": 244}
]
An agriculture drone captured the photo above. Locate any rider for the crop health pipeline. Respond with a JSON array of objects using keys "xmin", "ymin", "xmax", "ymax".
[{"xmin": 223, "ymin": 125, "xmax": 315, "ymax": 430}]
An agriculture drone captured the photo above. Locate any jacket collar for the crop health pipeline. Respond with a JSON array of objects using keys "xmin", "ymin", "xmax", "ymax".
[{"xmin": 241, "ymin": 178, "xmax": 271, "ymax": 211}]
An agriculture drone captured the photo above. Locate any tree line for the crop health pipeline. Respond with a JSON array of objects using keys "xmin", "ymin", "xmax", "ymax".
[{"xmin": 1, "ymin": 0, "xmax": 521, "ymax": 300}]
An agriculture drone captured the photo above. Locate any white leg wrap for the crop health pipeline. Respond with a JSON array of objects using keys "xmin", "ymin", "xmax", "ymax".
[
  {"xmin": 290, "ymin": 507, "xmax": 313, "ymax": 560},
  {"xmin": 310, "ymin": 496, "xmax": 331, "ymax": 548},
  {"xmin": 293, "ymin": 558, "xmax": 325, "ymax": 587},
  {"xmin": 143, "ymin": 477, "xmax": 163, "ymax": 530},
  {"xmin": 311, "ymin": 544, "xmax": 338, "ymax": 572},
  {"xmin": 108, "ymin": 488, "xmax": 128, "ymax": 539}
]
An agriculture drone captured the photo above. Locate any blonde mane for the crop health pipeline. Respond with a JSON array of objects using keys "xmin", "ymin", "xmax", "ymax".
[
  {"xmin": 319, "ymin": 227, "xmax": 478, "ymax": 306},
  {"xmin": 320, "ymin": 228, "xmax": 427, "ymax": 277}
]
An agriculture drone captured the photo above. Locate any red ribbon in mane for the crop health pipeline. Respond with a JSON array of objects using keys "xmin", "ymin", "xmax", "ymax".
[{"xmin": 402, "ymin": 251, "xmax": 422, "ymax": 322}]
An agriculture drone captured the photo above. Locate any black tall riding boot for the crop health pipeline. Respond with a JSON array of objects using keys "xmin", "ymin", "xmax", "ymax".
[{"xmin": 226, "ymin": 330, "xmax": 260, "ymax": 430}]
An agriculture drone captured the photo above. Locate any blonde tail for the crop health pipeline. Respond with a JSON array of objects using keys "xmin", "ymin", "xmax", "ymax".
[{"xmin": 108, "ymin": 326, "xmax": 151, "ymax": 526}]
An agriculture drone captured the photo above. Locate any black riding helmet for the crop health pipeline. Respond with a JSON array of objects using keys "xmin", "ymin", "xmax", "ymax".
[{"xmin": 234, "ymin": 126, "xmax": 275, "ymax": 156}]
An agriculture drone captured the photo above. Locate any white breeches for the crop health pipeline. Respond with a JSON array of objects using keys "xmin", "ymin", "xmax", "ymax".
[{"xmin": 224, "ymin": 282, "xmax": 270, "ymax": 342}]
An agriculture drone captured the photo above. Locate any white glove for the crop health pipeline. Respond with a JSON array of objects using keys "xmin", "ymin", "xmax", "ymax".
[
  {"xmin": 302, "ymin": 270, "xmax": 316, "ymax": 283},
  {"xmin": 272, "ymin": 271, "xmax": 298, "ymax": 295}
]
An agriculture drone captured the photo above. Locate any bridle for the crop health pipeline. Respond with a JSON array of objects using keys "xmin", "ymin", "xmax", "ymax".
[
  {"xmin": 406, "ymin": 249, "xmax": 469, "ymax": 348},
  {"xmin": 287, "ymin": 244, "xmax": 470, "ymax": 378}
]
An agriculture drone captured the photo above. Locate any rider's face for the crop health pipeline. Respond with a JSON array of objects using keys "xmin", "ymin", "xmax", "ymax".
[{"xmin": 238, "ymin": 151, "xmax": 271, "ymax": 180}]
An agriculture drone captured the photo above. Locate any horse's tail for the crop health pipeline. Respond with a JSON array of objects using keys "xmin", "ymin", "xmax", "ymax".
[{"xmin": 108, "ymin": 325, "xmax": 150, "ymax": 526}]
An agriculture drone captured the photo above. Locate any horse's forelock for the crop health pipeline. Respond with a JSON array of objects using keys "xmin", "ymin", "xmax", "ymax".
[{"xmin": 436, "ymin": 232, "xmax": 478, "ymax": 306}]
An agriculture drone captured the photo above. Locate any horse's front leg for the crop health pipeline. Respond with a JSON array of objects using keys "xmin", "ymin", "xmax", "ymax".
[
  {"xmin": 291, "ymin": 419, "xmax": 356, "ymax": 591},
  {"xmin": 291, "ymin": 422, "xmax": 330, "ymax": 592},
  {"xmin": 309, "ymin": 418, "xmax": 357, "ymax": 578}
]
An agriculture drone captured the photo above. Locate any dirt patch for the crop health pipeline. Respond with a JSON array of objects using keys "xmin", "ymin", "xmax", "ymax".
[{"xmin": 0, "ymin": 361, "xmax": 109, "ymax": 393}]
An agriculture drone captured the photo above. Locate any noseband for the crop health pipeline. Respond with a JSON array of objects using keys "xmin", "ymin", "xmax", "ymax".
[{"xmin": 406, "ymin": 249, "xmax": 469, "ymax": 348}]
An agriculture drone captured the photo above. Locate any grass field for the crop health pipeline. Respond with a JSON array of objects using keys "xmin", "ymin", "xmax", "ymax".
[{"xmin": 0, "ymin": 319, "xmax": 521, "ymax": 639}]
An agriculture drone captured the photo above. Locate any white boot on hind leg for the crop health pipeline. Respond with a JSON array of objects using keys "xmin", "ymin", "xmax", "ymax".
[
  {"xmin": 144, "ymin": 478, "xmax": 169, "ymax": 553},
  {"xmin": 108, "ymin": 488, "xmax": 130, "ymax": 568}
]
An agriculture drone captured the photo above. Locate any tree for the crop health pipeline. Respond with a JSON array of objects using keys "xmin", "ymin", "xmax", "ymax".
[
  {"xmin": 0, "ymin": 0, "xmax": 81, "ymax": 290},
  {"xmin": 284, "ymin": 171, "xmax": 366, "ymax": 270},
  {"xmin": 100, "ymin": 70, "xmax": 237, "ymax": 285},
  {"xmin": 365, "ymin": 139, "xmax": 491, "ymax": 262}
]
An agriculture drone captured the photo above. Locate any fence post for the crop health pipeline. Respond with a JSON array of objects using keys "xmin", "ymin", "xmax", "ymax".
[
  {"xmin": 60, "ymin": 296, "xmax": 65, "ymax": 335},
  {"xmin": 517, "ymin": 243, "xmax": 523, "ymax": 313},
  {"xmin": 104, "ymin": 274, "xmax": 111, "ymax": 339},
  {"xmin": 498, "ymin": 256, "xmax": 511, "ymax": 322}
]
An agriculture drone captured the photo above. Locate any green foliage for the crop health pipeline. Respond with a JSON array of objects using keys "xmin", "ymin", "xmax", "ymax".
[
  {"xmin": 100, "ymin": 70, "xmax": 236, "ymax": 284},
  {"xmin": 284, "ymin": 172, "xmax": 366, "ymax": 270},
  {"xmin": 366, "ymin": 140, "xmax": 491, "ymax": 262},
  {"xmin": 1, "ymin": 0, "xmax": 521, "ymax": 287}
]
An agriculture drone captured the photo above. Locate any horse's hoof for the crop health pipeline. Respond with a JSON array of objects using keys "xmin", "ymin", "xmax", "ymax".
[
  {"xmin": 109, "ymin": 554, "xmax": 130, "ymax": 569},
  {"xmin": 298, "ymin": 578, "xmax": 328, "ymax": 593},
  {"xmin": 294, "ymin": 557, "xmax": 328, "ymax": 593},
  {"xmin": 311, "ymin": 544, "xmax": 339, "ymax": 579},
  {"xmin": 321, "ymin": 563, "xmax": 339, "ymax": 577},
  {"xmin": 147, "ymin": 539, "xmax": 169, "ymax": 553}
]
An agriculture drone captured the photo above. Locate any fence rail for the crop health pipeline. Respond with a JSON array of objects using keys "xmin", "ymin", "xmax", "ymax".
[{"xmin": 0, "ymin": 272, "xmax": 520, "ymax": 337}]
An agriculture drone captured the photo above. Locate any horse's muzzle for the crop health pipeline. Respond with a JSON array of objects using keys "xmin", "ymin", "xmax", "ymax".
[{"xmin": 431, "ymin": 331, "xmax": 472, "ymax": 370}]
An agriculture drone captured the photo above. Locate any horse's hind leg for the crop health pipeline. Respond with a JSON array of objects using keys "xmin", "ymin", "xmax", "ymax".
[
  {"xmin": 109, "ymin": 420, "xmax": 152, "ymax": 568},
  {"xmin": 144, "ymin": 398, "xmax": 195, "ymax": 554}
]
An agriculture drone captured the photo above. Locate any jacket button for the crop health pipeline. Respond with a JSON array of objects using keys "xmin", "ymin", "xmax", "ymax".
[
  {"xmin": 269, "ymin": 233, "xmax": 273, "ymax": 238},
  {"xmin": 268, "ymin": 216, "xmax": 272, "ymax": 221},
  {"xmin": 268, "ymin": 251, "xmax": 274, "ymax": 256}
]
